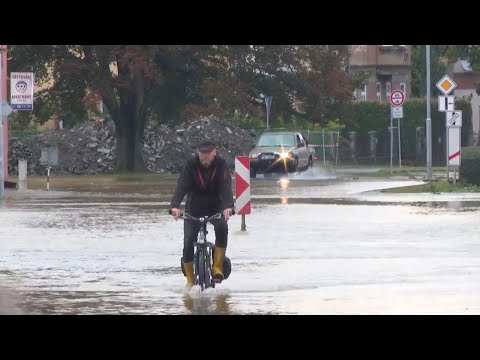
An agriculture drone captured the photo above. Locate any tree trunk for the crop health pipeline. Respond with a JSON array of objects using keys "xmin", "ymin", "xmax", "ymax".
[{"xmin": 114, "ymin": 104, "xmax": 146, "ymax": 173}]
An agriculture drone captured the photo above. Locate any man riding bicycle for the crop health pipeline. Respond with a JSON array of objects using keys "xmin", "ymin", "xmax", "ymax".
[{"xmin": 170, "ymin": 140, "xmax": 234, "ymax": 288}]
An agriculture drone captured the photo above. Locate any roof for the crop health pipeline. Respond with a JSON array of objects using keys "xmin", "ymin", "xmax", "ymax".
[
  {"xmin": 453, "ymin": 59, "xmax": 473, "ymax": 73},
  {"xmin": 461, "ymin": 60, "xmax": 472, "ymax": 72}
]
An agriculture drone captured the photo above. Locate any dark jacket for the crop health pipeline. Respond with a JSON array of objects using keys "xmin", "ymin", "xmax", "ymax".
[{"xmin": 170, "ymin": 155, "xmax": 234, "ymax": 217}]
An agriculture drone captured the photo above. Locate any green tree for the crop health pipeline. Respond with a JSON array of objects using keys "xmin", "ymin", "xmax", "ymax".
[
  {"xmin": 294, "ymin": 45, "xmax": 357, "ymax": 127},
  {"xmin": 7, "ymin": 45, "xmax": 356, "ymax": 172},
  {"xmin": 411, "ymin": 45, "xmax": 450, "ymax": 97}
]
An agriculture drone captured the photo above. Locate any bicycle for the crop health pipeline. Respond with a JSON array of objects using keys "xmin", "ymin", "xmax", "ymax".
[{"xmin": 174, "ymin": 212, "xmax": 232, "ymax": 291}]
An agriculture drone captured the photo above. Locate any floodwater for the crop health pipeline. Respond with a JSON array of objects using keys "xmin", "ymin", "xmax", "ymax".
[{"xmin": 1, "ymin": 170, "xmax": 480, "ymax": 314}]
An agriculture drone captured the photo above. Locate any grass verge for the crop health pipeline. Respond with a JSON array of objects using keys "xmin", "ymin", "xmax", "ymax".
[{"xmin": 381, "ymin": 180, "xmax": 480, "ymax": 193}]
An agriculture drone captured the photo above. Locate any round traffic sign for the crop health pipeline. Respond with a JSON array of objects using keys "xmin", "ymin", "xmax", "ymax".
[{"xmin": 390, "ymin": 90, "xmax": 405, "ymax": 107}]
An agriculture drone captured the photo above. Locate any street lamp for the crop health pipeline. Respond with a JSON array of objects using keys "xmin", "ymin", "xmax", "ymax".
[
  {"xmin": 426, "ymin": 45, "xmax": 432, "ymax": 180},
  {"xmin": 265, "ymin": 96, "xmax": 272, "ymax": 129}
]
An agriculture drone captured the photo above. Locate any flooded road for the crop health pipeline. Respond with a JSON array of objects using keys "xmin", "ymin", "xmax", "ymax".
[{"xmin": 1, "ymin": 173, "xmax": 480, "ymax": 314}]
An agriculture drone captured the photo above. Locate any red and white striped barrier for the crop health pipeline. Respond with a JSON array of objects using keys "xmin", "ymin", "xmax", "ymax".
[
  {"xmin": 448, "ymin": 127, "xmax": 461, "ymax": 166},
  {"xmin": 235, "ymin": 156, "xmax": 251, "ymax": 231},
  {"xmin": 235, "ymin": 156, "xmax": 251, "ymax": 215}
]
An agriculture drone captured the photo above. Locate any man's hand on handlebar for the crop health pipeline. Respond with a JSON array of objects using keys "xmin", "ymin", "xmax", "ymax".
[
  {"xmin": 170, "ymin": 208, "xmax": 182, "ymax": 219},
  {"xmin": 223, "ymin": 208, "xmax": 233, "ymax": 221}
]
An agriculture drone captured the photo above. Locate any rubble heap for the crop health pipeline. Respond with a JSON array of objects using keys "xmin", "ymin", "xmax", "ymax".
[{"xmin": 8, "ymin": 116, "xmax": 257, "ymax": 176}]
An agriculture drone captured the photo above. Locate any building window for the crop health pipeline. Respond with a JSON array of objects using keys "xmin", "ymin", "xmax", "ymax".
[
  {"xmin": 386, "ymin": 82, "xmax": 391, "ymax": 99},
  {"xmin": 400, "ymin": 83, "xmax": 406, "ymax": 97},
  {"xmin": 376, "ymin": 82, "xmax": 381, "ymax": 101}
]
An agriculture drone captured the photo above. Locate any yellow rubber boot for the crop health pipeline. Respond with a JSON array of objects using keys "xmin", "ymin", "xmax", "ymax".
[
  {"xmin": 212, "ymin": 247, "xmax": 226, "ymax": 283},
  {"xmin": 184, "ymin": 261, "xmax": 195, "ymax": 288}
]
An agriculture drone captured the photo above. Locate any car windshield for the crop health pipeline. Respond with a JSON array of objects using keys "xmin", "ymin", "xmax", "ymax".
[{"xmin": 257, "ymin": 134, "xmax": 296, "ymax": 147}]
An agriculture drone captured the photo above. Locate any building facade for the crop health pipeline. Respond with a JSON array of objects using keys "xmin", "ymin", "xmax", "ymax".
[
  {"xmin": 450, "ymin": 59, "xmax": 480, "ymax": 144},
  {"xmin": 349, "ymin": 45, "xmax": 412, "ymax": 101}
]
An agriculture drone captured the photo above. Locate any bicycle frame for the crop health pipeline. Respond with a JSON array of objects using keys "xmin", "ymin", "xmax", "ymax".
[{"xmin": 180, "ymin": 213, "xmax": 222, "ymax": 290}]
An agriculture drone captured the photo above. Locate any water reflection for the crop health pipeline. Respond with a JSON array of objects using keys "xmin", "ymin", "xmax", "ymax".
[
  {"xmin": 183, "ymin": 292, "xmax": 231, "ymax": 315},
  {"xmin": 277, "ymin": 178, "xmax": 290, "ymax": 191},
  {"xmin": 278, "ymin": 179, "xmax": 290, "ymax": 205}
]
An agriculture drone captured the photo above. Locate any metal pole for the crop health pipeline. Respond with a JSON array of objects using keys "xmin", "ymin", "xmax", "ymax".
[
  {"xmin": 398, "ymin": 117, "xmax": 402, "ymax": 168},
  {"xmin": 266, "ymin": 108, "xmax": 269, "ymax": 130},
  {"xmin": 335, "ymin": 131, "xmax": 339, "ymax": 167},
  {"xmin": 322, "ymin": 130, "xmax": 326, "ymax": 166},
  {"xmin": 426, "ymin": 45, "xmax": 433, "ymax": 180},
  {"xmin": 47, "ymin": 167, "xmax": 51, "ymax": 191},
  {"xmin": 0, "ymin": 50, "xmax": 4, "ymax": 198},
  {"xmin": 0, "ymin": 126, "xmax": 3, "ymax": 197},
  {"xmin": 446, "ymin": 127, "xmax": 449, "ymax": 181},
  {"xmin": 454, "ymin": 167, "xmax": 457, "ymax": 185},
  {"xmin": 18, "ymin": 159, "xmax": 27, "ymax": 192},
  {"xmin": 265, "ymin": 96, "xmax": 272, "ymax": 130},
  {"xmin": 390, "ymin": 107, "xmax": 393, "ymax": 172},
  {"xmin": 241, "ymin": 214, "xmax": 246, "ymax": 231}
]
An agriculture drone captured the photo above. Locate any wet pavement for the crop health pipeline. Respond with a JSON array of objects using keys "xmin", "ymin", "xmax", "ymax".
[{"xmin": 1, "ymin": 168, "xmax": 480, "ymax": 314}]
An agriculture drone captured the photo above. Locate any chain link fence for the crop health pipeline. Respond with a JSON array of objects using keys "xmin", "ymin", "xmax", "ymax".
[{"xmin": 249, "ymin": 126, "xmax": 476, "ymax": 167}]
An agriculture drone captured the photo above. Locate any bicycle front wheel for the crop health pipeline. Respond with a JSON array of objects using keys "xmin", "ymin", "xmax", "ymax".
[
  {"xmin": 205, "ymin": 250, "xmax": 214, "ymax": 289},
  {"xmin": 197, "ymin": 249, "xmax": 206, "ymax": 290}
]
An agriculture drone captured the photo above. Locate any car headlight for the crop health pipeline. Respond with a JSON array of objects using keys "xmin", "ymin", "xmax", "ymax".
[
  {"xmin": 250, "ymin": 153, "xmax": 258, "ymax": 159},
  {"xmin": 280, "ymin": 152, "xmax": 292, "ymax": 159}
]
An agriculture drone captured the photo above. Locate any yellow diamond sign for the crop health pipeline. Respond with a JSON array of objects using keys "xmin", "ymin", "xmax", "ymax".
[{"xmin": 436, "ymin": 75, "xmax": 457, "ymax": 95}]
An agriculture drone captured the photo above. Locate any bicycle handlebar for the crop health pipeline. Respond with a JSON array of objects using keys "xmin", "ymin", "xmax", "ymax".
[
  {"xmin": 169, "ymin": 209, "xmax": 233, "ymax": 223},
  {"xmin": 182, "ymin": 213, "xmax": 223, "ymax": 222}
]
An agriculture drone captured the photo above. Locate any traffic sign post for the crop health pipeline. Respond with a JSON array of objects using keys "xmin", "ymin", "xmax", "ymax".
[
  {"xmin": 390, "ymin": 106, "xmax": 393, "ymax": 171},
  {"xmin": 1, "ymin": 100, "xmax": 12, "ymax": 118},
  {"xmin": 40, "ymin": 147, "xmax": 58, "ymax": 191},
  {"xmin": 436, "ymin": 75, "xmax": 457, "ymax": 95},
  {"xmin": 447, "ymin": 127, "xmax": 461, "ymax": 166},
  {"xmin": 446, "ymin": 110, "xmax": 462, "ymax": 127},
  {"xmin": 436, "ymin": 74, "xmax": 459, "ymax": 183},
  {"xmin": 390, "ymin": 90, "xmax": 405, "ymax": 107},
  {"xmin": 392, "ymin": 106, "xmax": 403, "ymax": 118},
  {"xmin": 447, "ymin": 126, "xmax": 461, "ymax": 185},
  {"xmin": 390, "ymin": 90, "xmax": 405, "ymax": 170},
  {"xmin": 438, "ymin": 96, "xmax": 455, "ymax": 112},
  {"xmin": 444, "ymin": 108, "xmax": 461, "ymax": 185}
]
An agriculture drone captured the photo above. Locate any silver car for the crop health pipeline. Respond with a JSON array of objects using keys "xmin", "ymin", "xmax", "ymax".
[{"xmin": 249, "ymin": 131, "xmax": 313, "ymax": 178}]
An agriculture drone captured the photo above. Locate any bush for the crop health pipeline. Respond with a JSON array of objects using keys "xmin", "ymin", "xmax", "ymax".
[
  {"xmin": 8, "ymin": 112, "xmax": 32, "ymax": 131},
  {"xmin": 342, "ymin": 98, "xmax": 473, "ymax": 164},
  {"xmin": 232, "ymin": 114, "xmax": 318, "ymax": 131},
  {"xmin": 460, "ymin": 147, "xmax": 480, "ymax": 185},
  {"xmin": 10, "ymin": 129, "xmax": 41, "ymax": 138},
  {"xmin": 231, "ymin": 115, "xmax": 264, "ymax": 129}
]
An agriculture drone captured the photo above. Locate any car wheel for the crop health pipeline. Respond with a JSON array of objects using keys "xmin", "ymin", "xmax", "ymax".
[
  {"xmin": 289, "ymin": 157, "xmax": 299, "ymax": 173},
  {"xmin": 250, "ymin": 168, "xmax": 257, "ymax": 178},
  {"xmin": 307, "ymin": 156, "xmax": 313, "ymax": 168}
]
